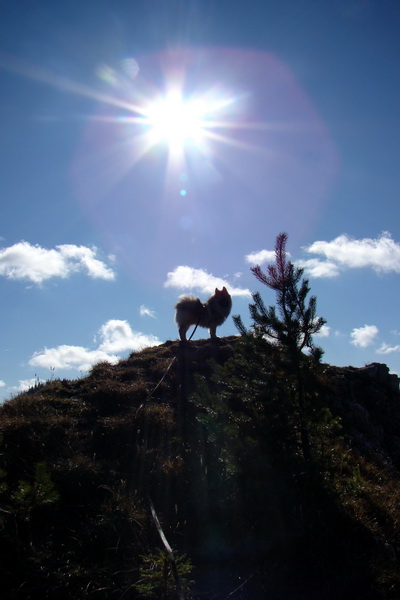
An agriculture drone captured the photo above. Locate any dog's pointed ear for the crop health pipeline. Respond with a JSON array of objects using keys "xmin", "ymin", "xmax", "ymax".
[
  {"xmin": 222, "ymin": 286, "xmax": 227, "ymax": 292},
  {"xmin": 215, "ymin": 287, "xmax": 219, "ymax": 294}
]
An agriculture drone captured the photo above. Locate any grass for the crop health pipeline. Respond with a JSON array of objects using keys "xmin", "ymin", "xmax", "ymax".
[{"xmin": 1, "ymin": 337, "xmax": 400, "ymax": 599}]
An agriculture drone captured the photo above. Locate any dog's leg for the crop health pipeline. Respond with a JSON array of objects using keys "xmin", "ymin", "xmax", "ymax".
[
  {"xmin": 209, "ymin": 325, "xmax": 218, "ymax": 340},
  {"xmin": 179, "ymin": 326, "xmax": 189, "ymax": 342}
]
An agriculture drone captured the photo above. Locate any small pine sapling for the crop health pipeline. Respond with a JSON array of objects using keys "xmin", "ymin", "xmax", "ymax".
[
  {"xmin": 235, "ymin": 232, "xmax": 326, "ymax": 360},
  {"xmin": 234, "ymin": 232, "xmax": 327, "ymax": 461}
]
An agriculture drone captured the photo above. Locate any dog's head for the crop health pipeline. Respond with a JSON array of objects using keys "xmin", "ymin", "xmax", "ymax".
[{"xmin": 214, "ymin": 287, "xmax": 231, "ymax": 305}]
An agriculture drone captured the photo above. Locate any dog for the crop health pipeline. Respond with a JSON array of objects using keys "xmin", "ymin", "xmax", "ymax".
[{"xmin": 175, "ymin": 287, "xmax": 232, "ymax": 342}]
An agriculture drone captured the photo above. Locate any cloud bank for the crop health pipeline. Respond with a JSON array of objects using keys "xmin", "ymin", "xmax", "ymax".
[
  {"xmin": 303, "ymin": 232, "xmax": 400, "ymax": 277},
  {"xmin": 29, "ymin": 319, "xmax": 161, "ymax": 372},
  {"xmin": 246, "ymin": 232, "xmax": 400, "ymax": 279},
  {"xmin": 164, "ymin": 266, "xmax": 251, "ymax": 297},
  {"xmin": 0, "ymin": 241, "xmax": 115, "ymax": 284}
]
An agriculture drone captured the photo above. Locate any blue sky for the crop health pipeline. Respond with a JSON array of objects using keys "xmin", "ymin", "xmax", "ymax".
[{"xmin": 1, "ymin": 0, "xmax": 400, "ymax": 401}]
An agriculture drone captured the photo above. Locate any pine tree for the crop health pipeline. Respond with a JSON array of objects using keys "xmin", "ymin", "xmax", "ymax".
[
  {"xmin": 235, "ymin": 232, "xmax": 325, "ymax": 359},
  {"xmin": 234, "ymin": 232, "xmax": 327, "ymax": 460}
]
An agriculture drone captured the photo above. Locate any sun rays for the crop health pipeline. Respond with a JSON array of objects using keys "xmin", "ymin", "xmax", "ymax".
[
  {"xmin": 0, "ymin": 50, "xmax": 274, "ymax": 188},
  {"xmin": 3, "ymin": 48, "xmax": 336, "ymax": 237},
  {"xmin": 124, "ymin": 84, "xmax": 251, "ymax": 170},
  {"xmin": 92, "ymin": 56, "xmax": 269, "ymax": 176}
]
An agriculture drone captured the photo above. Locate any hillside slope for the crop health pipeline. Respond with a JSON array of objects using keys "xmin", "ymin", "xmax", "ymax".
[{"xmin": 1, "ymin": 336, "xmax": 400, "ymax": 599}]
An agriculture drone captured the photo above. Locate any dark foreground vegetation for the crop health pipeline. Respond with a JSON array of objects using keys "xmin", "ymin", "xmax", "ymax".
[
  {"xmin": 1, "ymin": 336, "xmax": 400, "ymax": 600},
  {"xmin": 1, "ymin": 235, "xmax": 400, "ymax": 599}
]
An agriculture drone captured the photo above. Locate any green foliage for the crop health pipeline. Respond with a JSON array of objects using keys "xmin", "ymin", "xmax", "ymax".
[
  {"xmin": 134, "ymin": 549, "xmax": 194, "ymax": 599},
  {"xmin": 1, "ymin": 338, "xmax": 400, "ymax": 598},
  {"xmin": 11, "ymin": 461, "xmax": 59, "ymax": 519},
  {"xmin": 190, "ymin": 335, "xmax": 400, "ymax": 597},
  {"xmin": 234, "ymin": 233, "xmax": 329, "ymax": 461},
  {"xmin": 235, "ymin": 232, "xmax": 326, "ymax": 359}
]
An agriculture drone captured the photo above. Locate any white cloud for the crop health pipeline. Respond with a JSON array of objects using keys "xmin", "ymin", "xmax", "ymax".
[
  {"xmin": 98, "ymin": 319, "xmax": 160, "ymax": 353},
  {"xmin": 29, "ymin": 345, "xmax": 117, "ymax": 372},
  {"xmin": 296, "ymin": 258, "xmax": 340, "ymax": 278},
  {"xmin": 350, "ymin": 324, "xmax": 379, "ymax": 348},
  {"xmin": 315, "ymin": 324, "xmax": 330, "ymax": 338},
  {"xmin": 57, "ymin": 244, "xmax": 115, "ymax": 280},
  {"xmin": 0, "ymin": 380, "xmax": 5, "ymax": 388},
  {"xmin": 245, "ymin": 232, "xmax": 400, "ymax": 279},
  {"xmin": 164, "ymin": 265, "xmax": 251, "ymax": 297},
  {"xmin": 306, "ymin": 232, "xmax": 400, "ymax": 274},
  {"xmin": 9, "ymin": 378, "xmax": 43, "ymax": 394},
  {"xmin": 245, "ymin": 249, "xmax": 276, "ymax": 265},
  {"xmin": 140, "ymin": 305, "xmax": 156, "ymax": 318},
  {"xmin": 376, "ymin": 343, "xmax": 400, "ymax": 355},
  {"xmin": 0, "ymin": 241, "xmax": 115, "ymax": 284},
  {"xmin": 29, "ymin": 319, "xmax": 161, "ymax": 372}
]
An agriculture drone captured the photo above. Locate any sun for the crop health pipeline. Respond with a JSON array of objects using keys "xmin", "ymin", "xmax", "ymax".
[
  {"xmin": 145, "ymin": 90, "xmax": 207, "ymax": 152},
  {"xmin": 89, "ymin": 57, "xmax": 254, "ymax": 174}
]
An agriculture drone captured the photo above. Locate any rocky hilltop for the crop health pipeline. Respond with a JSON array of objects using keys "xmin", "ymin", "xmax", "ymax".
[
  {"xmin": 1, "ymin": 336, "xmax": 399, "ymax": 599},
  {"xmin": 325, "ymin": 361, "xmax": 400, "ymax": 461}
]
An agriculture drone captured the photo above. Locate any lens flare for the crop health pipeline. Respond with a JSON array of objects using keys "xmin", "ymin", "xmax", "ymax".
[{"xmin": 69, "ymin": 48, "xmax": 337, "ymax": 279}]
